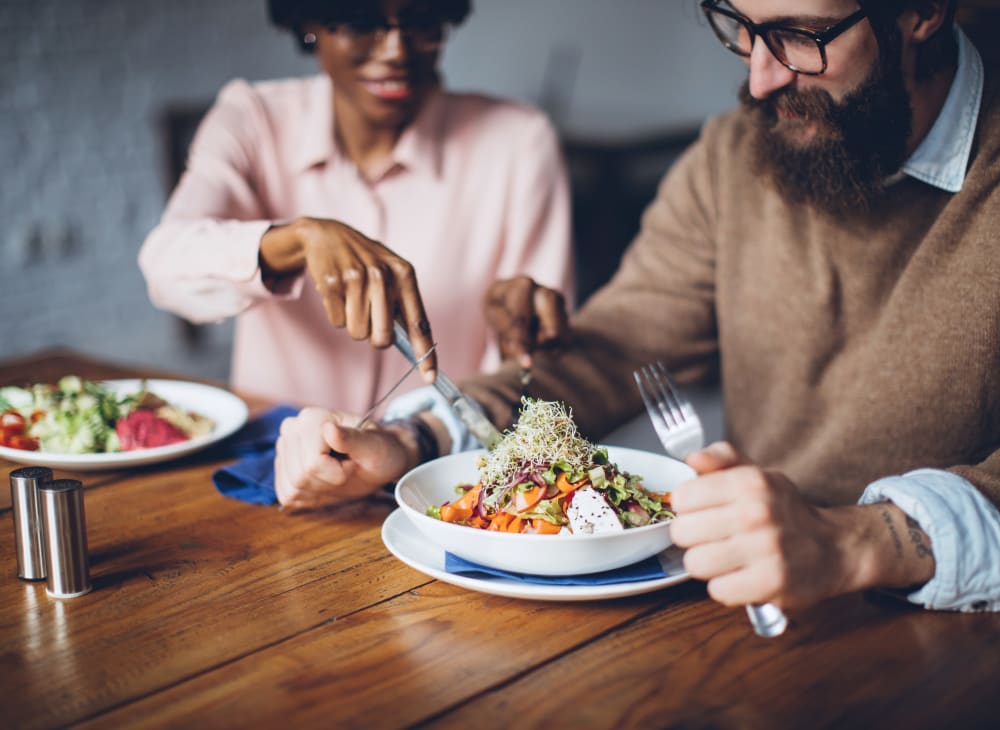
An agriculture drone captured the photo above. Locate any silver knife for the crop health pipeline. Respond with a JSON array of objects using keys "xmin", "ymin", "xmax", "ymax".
[{"xmin": 392, "ymin": 322, "xmax": 502, "ymax": 450}]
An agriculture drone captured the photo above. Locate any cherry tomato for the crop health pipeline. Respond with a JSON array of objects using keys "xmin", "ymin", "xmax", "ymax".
[
  {"xmin": 0, "ymin": 410, "xmax": 26, "ymax": 434},
  {"xmin": 7, "ymin": 434, "xmax": 38, "ymax": 451}
]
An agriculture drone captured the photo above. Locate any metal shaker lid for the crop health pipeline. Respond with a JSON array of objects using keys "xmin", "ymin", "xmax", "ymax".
[
  {"xmin": 38, "ymin": 478, "xmax": 83, "ymax": 493},
  {"xmin": 10, "ymin": 466, "xmax": 54, "ymax": 483}
]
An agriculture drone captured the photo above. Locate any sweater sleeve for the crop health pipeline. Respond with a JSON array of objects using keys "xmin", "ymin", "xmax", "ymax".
[
  {"xmin": 138, "ymin": 79, "xmax": 303, "ymax": 325},
  {"xmin": 860, "ymin": 469, "xmax": 1000, "ymax": 612},
  {"xmin": 461, "ymin": 119, "xmax": 724, "ymax": 440}
]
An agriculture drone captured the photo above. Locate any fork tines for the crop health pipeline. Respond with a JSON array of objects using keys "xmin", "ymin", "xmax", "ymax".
[{"xmin": 634, "ymin": 361, "xmax": 687, "ymax": 428}]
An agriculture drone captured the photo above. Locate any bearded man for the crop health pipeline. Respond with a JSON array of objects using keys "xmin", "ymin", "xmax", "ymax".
[{"xmin": 275, "ymin": 0, "xmax": 1000, "ymax": 616}]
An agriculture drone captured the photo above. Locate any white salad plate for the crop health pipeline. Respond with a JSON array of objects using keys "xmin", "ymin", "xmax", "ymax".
[
  {"xmin": 394, "ymin": 446, "xmax": 696, "ymax": 576},
  {"xmin": 381, "ymin": 508, "xmax": 690, "ymax": 602},
  {"xmin": 0, "ymin": 379, "xmax": 248, "ymax": 472}
]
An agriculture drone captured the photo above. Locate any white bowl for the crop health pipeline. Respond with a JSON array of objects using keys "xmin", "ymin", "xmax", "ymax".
[{"xmin": 394, "ymin": 446, "xmax": 694, "ymax": 576}]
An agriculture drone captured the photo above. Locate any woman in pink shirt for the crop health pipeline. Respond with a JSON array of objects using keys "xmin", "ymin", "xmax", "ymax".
[{"xmin": 139, "ymin": 0, "xmax": 573, "ymax": 415}]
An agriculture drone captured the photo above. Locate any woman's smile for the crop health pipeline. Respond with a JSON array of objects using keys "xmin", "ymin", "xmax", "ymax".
[{"xmin": 361, "ymin": 75, "xmax": 416, "ymax": 101}]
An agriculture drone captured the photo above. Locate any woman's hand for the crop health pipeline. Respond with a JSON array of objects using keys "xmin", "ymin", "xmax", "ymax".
[
  {"xmin": 274, "ymin": 407, "xmax": 416, "ymax": 511},
  {"xmin": 483, "ymin": 275, "xmax": 569, "ymax": 368},
  {"xmin": 260, "ymin": 217, "xmax": 436, "ymax": 380}
]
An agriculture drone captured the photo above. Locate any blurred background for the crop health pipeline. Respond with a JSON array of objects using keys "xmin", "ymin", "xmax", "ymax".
[{"xmin": 2, "ymin": 0, "xmax": 997, "ymax": 382}]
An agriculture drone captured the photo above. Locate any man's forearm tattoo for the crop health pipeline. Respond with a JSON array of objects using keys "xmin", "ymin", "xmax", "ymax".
[
  {"xmin": 881, "ymin": 507, "xmax": 904, "ymax": 558},
  {"xmin": 905, "ymin": 515, "xmax": 931, "ymax": 559}
]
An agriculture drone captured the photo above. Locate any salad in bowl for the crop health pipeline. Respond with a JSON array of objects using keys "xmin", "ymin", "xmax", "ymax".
[
  {"xmin": 395, "ymin": 399, "xmax": 694, "ymax": 576},
  {"xmin": 428, "ymin": 399, "xmax": 674, "ymax": 535}
]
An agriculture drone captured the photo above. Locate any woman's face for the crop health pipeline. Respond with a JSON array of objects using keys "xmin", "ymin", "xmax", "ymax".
[{"xmin": 309, "ymin": 0, "xmax": 447, "ymax": 133}]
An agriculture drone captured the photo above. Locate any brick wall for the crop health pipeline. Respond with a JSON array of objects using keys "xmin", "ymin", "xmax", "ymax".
[{"xmin": 1, "ymin": 0, "xmax": 313, "ymax": 380}]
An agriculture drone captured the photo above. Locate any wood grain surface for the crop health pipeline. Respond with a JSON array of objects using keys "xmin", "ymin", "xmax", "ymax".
[{"xmin": 2, "ymin": 351, "xmax": 999, "ymax": 729}]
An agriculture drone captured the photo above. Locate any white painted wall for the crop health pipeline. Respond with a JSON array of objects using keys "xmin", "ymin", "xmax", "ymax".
[
  {"xmin": 445, "ymin": 0, "xmax": 745, "ymax": 138},
  {"xmin": 0, "ymin": 0, "xmax": 745, "ymax": 381}
]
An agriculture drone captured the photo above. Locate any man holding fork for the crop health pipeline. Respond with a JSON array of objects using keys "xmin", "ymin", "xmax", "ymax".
[{"xmin": 277, "ymin": 0, "xmax": 1000, "ymax": 615}]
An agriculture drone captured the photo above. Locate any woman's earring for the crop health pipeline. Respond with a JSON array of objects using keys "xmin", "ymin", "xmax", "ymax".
[{"xmin": 302, "ymin": 32, "xmax": 317, "ymax": 50}]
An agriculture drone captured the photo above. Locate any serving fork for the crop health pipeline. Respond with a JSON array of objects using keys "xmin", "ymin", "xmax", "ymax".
[
  {"xmin": 633, "ymin": 361, "xmax": 789, "ymax": 638},
  {"xmin": 391, "ymin": 322, "xmax": 503, "ymax": 449}
]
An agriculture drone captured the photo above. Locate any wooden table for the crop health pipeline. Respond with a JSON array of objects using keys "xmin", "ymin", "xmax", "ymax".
[{"xmin": 2, "ymin": 350, "xmax": 999, "ymax": 729}]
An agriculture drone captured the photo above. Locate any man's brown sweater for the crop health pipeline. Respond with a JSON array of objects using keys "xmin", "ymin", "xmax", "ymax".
[{"xmin": 464, "ymin": 69, "xmax": 1000, "ymax": 509}]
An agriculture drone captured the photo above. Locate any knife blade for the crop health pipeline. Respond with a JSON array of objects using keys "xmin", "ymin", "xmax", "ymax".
[{"xmin": 392, "ymin": 321, "xmax": 502, "ymax": 450}]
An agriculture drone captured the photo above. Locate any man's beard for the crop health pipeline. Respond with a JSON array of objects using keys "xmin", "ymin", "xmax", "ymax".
[{"xmin": 739, "ymin": 53, "xmax": 913, "ymax": 215}]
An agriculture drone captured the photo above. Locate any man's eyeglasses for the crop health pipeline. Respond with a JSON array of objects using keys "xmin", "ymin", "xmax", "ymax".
[
  {"xmin": 326, "ymin": 14, "xmax": 447, "ymax": 55},
  {"xmin": 700, "ymin": 1, "xmax": 867, "ymax": 75}
]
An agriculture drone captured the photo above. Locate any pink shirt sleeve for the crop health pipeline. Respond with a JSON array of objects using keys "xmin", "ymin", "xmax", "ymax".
[{"xmin": 138, "ymin": 80, "xmax": 301, "ymax": 324}]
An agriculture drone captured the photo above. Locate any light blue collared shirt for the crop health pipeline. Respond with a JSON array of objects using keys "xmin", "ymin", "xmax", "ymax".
[
  {"xmin": 858, "ymin": 26, "xmax": 1000, "ymax": 614},
  {"xmin": 389, "ymin": 27, "xmax": 998, "ymax": 613},
  {"xmin": 900, "ymin": 26, "xmax": 984, "ymax": 192}
]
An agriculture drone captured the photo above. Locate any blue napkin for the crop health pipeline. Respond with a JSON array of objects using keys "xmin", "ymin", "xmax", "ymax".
[
  {"xmin": 210, "ymin": 405, "xmax": 298, "ymax": 505},
  {"xmin": 444, "ymin": 552, "xmax": 667, "ymax": 585}
]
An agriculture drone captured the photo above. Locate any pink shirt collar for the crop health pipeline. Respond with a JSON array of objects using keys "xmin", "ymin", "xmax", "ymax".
[{"xmin": 291, "ymin": 75, "xmax": 445, "ymax": 180}]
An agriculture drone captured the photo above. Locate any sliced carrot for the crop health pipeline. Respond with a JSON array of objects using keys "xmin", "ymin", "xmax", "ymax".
[
  {"xmin": 555, "ymin": 473, "xmax": 587, "ymax": 494},
  {"xmin": 531, "ymin": 518, "xmax": 562, "ymax": 535},
  {"xmin": 440, "ymin": 503, "xmax": 460, "ymax": 523},
  {"xmin": 514, "ymin": 485, "xmax": 544, "ymax": 512},
  {"xmin": 442, "ymin": 483, "xmax": 481, "ymax": 523},
  {"xmin": 506, "ymin": 516, "xmax": 525, "ymax": 533},
  {"xmin": 488, "ymin": 512, "xmax": 513, "ymax": 531},
  {"xmin": 455, "ymin": 483, "xmax": 481, "ymax": 510}
]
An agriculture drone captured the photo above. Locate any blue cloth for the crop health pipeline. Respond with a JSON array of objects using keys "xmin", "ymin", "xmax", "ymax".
[
  {"xmin": 210, "ymin": 405, "xmax": 298, "ymax": 505},
  {"xmin": 444, "ymin": 552, "xmax": 666, "ymax": 585}
]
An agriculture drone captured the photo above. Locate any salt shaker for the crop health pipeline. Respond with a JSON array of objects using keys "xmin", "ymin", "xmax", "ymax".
[
  {"xmin": 38, "ymin": 478, "xmax": 92, "ymax": 598},
  {"xmin": 9, "ymin": 466, "xmax": 53, "ymax": 581}
]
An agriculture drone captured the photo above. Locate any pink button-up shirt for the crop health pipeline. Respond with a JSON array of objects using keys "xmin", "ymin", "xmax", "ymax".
[{"xmin": 139, "ymin": 75, "xmax": 573, "ymax": 413}]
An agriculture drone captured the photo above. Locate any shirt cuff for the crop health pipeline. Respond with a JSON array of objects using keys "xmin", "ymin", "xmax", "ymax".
[
  {"xmin": 859, "ymin": 469, "xmax": 1000, "ymax": 612},
  {"xmin": 383, "ymin": 386, "xmax": 481, "ymax": 454}
]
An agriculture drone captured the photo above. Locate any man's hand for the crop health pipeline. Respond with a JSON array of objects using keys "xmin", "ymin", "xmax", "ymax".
[
  {"xmin": 669, "ymin": 442, "xmax": 937, "ymax": 610},
  {"xmin": 260, "ymin": 218, "xmax": 436, "ymax": 381},
  {"xmin": 484, "ymin": 275, "xmax": 569, "ymax": 368},
  {"xmin": 274, "ymin": 407, "xmax": 416, "ymax": 511}
]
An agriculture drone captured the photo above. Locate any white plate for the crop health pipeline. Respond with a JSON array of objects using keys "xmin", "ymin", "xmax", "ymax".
[
  {"xmin": 0, "ymin": 379, "xmax": 248, "ymax": 471},
  {"xmin": 381, "ymin": 508, "xmax": 690, "ymax": 601},
  {"xmin": 394, "ymin": 446, "xmax": 695, "ymax": 576}
]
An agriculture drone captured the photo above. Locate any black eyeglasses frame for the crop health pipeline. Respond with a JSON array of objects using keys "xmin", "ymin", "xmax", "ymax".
[
  {"xmin": 700, "ymin": 0, "xmax": 868, "ymax": 75},
  {"xmin": 323, "ymin": 12, "xmax": 449, "ymax": 55}
]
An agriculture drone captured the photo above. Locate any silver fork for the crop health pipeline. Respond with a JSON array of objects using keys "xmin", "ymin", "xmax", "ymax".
[{"xmin": 634, "ymin": 361, "xmax": 789, "ymax": 638}]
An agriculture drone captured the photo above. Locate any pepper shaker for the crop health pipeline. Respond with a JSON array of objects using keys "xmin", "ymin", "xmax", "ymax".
[
  {"xmin": 38, "ymin": 478, "xmax": 92, "ymax": 598},
  {"xmin": 9, "ymin": 466, "xmax": 52, "ymax": 581}
]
